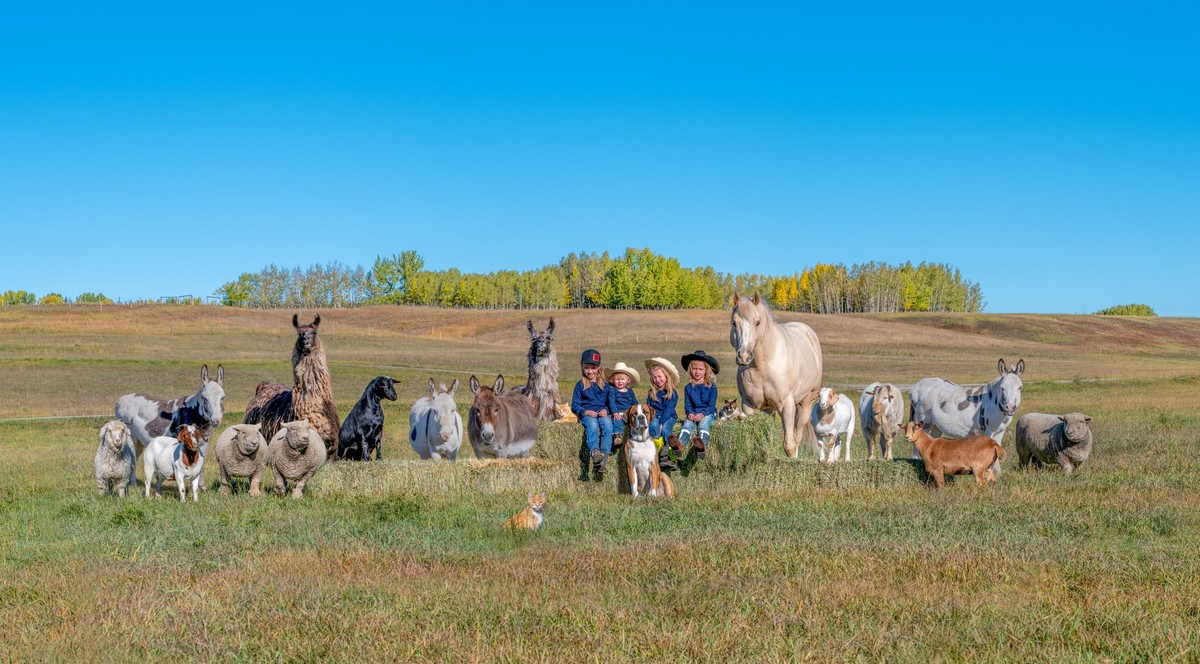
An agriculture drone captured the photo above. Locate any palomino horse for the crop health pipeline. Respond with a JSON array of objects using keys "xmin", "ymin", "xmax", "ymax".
[
  {"xmin": 908, "ymin": 359, "xmax": 1025, "ymax": 474},
  {"xmin": 729, "ymin": 292, "xmax": 823, "ymax": 459},
  {"xmin": 467, "ymin": 375, "xmax": 539, "ymax": 459}
]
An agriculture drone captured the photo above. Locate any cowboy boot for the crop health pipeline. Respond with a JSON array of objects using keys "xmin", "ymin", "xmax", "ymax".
[
  {"xmin": 694, "ymin": 434, "xmax": 708, "ymax": 460},
  {"xmin": 658, "ymin": 445, "xmax": 677, "ymax": 472},
  {"xmin": 667, "ymin": 434, "xmax": 685, "ymax": 457}
]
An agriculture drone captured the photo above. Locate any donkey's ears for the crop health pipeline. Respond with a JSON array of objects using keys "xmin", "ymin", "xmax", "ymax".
[
  {"xmin": 449, "ymin": 378, "xmax": 459, "ymax": 396},
  {"xmin": 469, "ymin": 375, "xmax": 480, "ymax": 394},
  {"xmin": 1015, "ymin": 359, "xmax": 1025, "ymax": 376},
  {"xmin": 216, "ymin": 364, "xmax": 224, "ymax": 386},
  {"xmin": 493, "ymin": 375, "xmax": 505, "ymax": 394},
  {"xmin": 201, "ymin": 364, "xmax": 210, "ymax": 384},
  {"xmin": 997, "ymin": 358, "xmax": 1007, "ymax": 375},
  {"xmin": 429, "ymin": 377, "xmax": 437, "ymax": 396}
]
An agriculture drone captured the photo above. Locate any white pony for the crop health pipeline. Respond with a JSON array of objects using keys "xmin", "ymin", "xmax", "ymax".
[
  {"xmin": 409, "ymin": 378, "xmax": 464, "ymax": 460},
  {"xmin": 812, "ymin": 387, "xmax": 855, "ymax": 464},
  {"xmin": 729, "ymin": 292, "xmax": 823, "ymax": 459},
  {"xmin": 909, "ymin": 358, "xmax": 1025, "ymax": 472}
]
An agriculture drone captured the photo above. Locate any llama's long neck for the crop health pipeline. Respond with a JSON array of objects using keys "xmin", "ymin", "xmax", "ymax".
[{"xmin": 293, "ymin": 344, "xmax": 332, "ymax": 407}]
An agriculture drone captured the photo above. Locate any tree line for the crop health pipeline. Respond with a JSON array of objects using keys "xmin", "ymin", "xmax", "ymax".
[{"xmin": 213, "ymin": 248, "xmax": 985, "ymax": 313}]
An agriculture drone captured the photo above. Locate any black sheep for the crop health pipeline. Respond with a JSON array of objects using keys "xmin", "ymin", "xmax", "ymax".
[{"xmin": 337, "ymin": 376, "xmax": 398, "ymax": 461}]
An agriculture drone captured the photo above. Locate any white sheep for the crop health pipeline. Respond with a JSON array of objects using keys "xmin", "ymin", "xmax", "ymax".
[
  {"xmin": 214, "ymin": 423, "xmax": 268, "ymax": 496},
  {"xmin": 142, "ymin": 424, "xmax": 206, "ymax": 502},
  {"xmin": 812, "ymin": 387, "xmax": 856, "ymax": 464},
  {"xmin": 1015, "ymin": 412, "xmax": 1094, "ymax": 474},
  {"xmin": 95, "ymin": 420, "xmax": 136, "ymax": 497},
  {"xmin": 267, "ymin": 420, "xmax": 327, "ymax": 498}
]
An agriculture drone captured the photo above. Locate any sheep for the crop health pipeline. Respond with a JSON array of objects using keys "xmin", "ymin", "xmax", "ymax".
[
  {"xmin": 1015, "ymin": 412, "xmax": 1094, "ymax": 474},
  {"xmin": 858, "ymin": 382, "xmax": 904, "ymax": 461},
  {"xmin": 812, "ymin": 387, "xmax": 855, "ymax": 464},
  {"xmin": 95, "ymin": 420, "xmax": 136, "ymax": 497},
  {"xmin": 214, "ymin": 423, "xmax": 268, "ymax": 496},
  {"xmin": 266, "ymin": 420, "xmax": 327, "ymax": 498},
  {"xmin": 904, "ymin": 421, "xmax": 1005, "ymax": 489}
]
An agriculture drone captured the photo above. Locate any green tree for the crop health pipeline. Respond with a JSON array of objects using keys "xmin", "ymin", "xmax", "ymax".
[
  {"xmin": 39, "ymin": 293, "xmax": 65, "ymax": 305},
  {"xmin": 1096, "ymin": 303, "xmax": 1156, "ymax": 316},
  {"xmin": 217, "ymin": 273, "xmax": 257, "ymax": 307},
  {"xmin": 75, "ymin": 292, "xmax": 113, "ymax": 304}
]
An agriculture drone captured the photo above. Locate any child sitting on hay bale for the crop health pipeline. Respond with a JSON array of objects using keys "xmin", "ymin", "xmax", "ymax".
[
  {"xmin": 644, "ymin": 357, "xmax": 681, "ymax": 471},
  {"xmin": 679, "ymin": 350, "xmax": 720, "ymax": 460},
  {"xmin": 605, "ymin": 361, "xmax": 641, "ymax": 448},
  {"xmin": 571, "ymin": 349, "xmax": 612, "ymax": 477}
]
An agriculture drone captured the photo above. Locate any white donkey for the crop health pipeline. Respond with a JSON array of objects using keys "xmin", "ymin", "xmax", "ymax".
[
  {"xmin": 409, "ymin": 378, "xmax": 464, "ymax": 460},
  {"xmin": 812, "ymin": 387, "xmax": 855, "ymax": 464},
  {"xmin": 908, "ymin": 358, "xmax": 1025, "ymax": 473}
]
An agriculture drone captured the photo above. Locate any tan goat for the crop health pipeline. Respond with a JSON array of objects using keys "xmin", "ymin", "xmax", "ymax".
[{"xmin": 904, "ymin": 421, "xmax": 1006, "ymax": 489}]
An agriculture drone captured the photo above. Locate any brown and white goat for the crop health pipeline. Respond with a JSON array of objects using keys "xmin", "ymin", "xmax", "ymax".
[{"xmin": 904, "ymin": 421, "xmax": 1005, "ymax": 489}]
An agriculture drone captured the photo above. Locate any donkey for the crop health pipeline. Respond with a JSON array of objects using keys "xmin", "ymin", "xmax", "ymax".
[
  {"xmin": 409, "ymin": 378, "xmax": 464, "ymax": 460},
  {"xmin": 115, "ymin": 364, "xmax": 224, "ymax": 487},
  {"xmin": 467, "ymin": 375, "xmax": 538, "ymax": 459},
  {"xmin": 515, "ymin": 318, "xmax": 560, "ymax": 421},
  {"xmin": 909, "ymin": 358, "xmax": 1025, "ymax": 475}
]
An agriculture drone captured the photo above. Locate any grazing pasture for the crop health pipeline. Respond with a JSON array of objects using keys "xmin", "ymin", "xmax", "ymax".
[{"xmin": 1, "ymin": 305, "xmax": 1200, "ymax": 660}]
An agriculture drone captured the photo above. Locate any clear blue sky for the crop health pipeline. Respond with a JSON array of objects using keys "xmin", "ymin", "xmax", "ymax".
[{"xmin": 2, "ymin": 2, "xmax": 1197, "ymax": 315}]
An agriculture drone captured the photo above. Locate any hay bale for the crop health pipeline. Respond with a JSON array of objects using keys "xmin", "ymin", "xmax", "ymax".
[{"xmin": 308, "ymin": 416, "xmax": 931, "ymax": 499}]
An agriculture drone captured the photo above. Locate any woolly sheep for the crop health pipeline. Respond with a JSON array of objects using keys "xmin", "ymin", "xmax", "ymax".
[
  {"xmin": 95, "ymin": 420, "xmax": 136, "ymax": 497},
  {"xmin": 214, "ymin": 423, "xmax": 268, "ymax": 496},
  {"xmin": 266, "ymin": 420, "xmax": 327, "ymax": 498},
  {"xmin": 1015, "ymin": 412, "xmax": 1094, "ymax": 474}
]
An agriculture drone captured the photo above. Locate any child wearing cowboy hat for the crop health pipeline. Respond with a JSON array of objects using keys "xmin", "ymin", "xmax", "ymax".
[
  {"xmin": 644, "ymin": 357, "xmax": 681, "ymax": 471},
  {"xmin": 605, "ymin": 362, "xmax": 641, "ymax": 438},
  {"xmin": 679, "ymin": 349, "xmax": 720, "ymax": 460},
  {"xmin": 571, "ymin": 348, "xmax": 613, "ymax": 476}
]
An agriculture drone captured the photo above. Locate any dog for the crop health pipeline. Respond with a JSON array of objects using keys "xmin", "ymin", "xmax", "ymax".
[
  {"xmin": 619, "ymin": 404, "xmax": 675, "ymax": 499},
  {"xmin": 718, "ymin": 398, "xmax": 745, "ymax": 422}
]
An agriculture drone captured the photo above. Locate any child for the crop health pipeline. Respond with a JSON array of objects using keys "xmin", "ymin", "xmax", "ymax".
[
  {"xmin": 679, "ymin": 350, "xmax": 719, "ymax": 460},
  {"xmin": 571, "ymin": 349, "xmax": 612, "ymax": 476},
  {"xmin": 605, "ymin": 362, "xmax": 641, "ymax": 445},
  {"xmin": 644, "ymin": 357, "xmax": 681, "ymax": 471}
]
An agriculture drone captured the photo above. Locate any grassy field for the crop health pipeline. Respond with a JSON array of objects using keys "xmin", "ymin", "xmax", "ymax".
[{"xmin": 1, "ymin": 304, "xmax": 1199, "ymax": 661}]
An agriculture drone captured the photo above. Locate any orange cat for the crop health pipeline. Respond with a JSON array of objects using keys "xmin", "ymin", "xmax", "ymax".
[{"xmin": 503, "ymin": 492, "xmax": 547, "ymax": 530}]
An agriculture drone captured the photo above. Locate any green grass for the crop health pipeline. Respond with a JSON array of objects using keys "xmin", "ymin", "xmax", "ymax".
[{"xmin": 2, "ymin": 306, "xmax": 1200, "ymax": 661}]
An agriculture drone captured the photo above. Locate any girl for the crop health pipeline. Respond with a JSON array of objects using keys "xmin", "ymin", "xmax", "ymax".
[
  {"xmin": 679, "ymin": 350, "xmax": 719, "ymax": 460},
  {"xmin": 605, "ymin": 362, "xmax": 641, "ymax": 437},
  {"xmin": 644, "ymin": 357, "xmax": 681, "ymax": 471},
  {"xmin": 571, "ymin": 349, "xmax": 612, "ymax": 476}
]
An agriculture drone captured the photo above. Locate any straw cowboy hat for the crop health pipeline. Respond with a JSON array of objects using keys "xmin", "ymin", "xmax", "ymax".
[
  {"xmin": 644, "ymin": 357, "xmax": 680, "ymax": 385},
  {"xmin": 681, "ymin": 350, "xmax": 720, "ymax": 375},
  {"xmin": 604, "ymin": 362, "xmax": 641, "ymax": 386}
]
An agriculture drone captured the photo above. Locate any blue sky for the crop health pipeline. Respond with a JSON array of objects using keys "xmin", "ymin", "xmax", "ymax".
[{"xmin": 2, "ymin": 2, "xmax": 1197, "ymax": 315}]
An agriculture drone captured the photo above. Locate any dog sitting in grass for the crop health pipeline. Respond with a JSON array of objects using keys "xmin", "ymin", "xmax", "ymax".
[{"xmin": 618, "ymin": 404, "xmax": 675, "ymax": 499}]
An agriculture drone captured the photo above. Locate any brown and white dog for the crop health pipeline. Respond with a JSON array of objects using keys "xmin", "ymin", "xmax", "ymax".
[{"xmin": 619, "ymin": 404, "xmax": 675, "ymax": 499}]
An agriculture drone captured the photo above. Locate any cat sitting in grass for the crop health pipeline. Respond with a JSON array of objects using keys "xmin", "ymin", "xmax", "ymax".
[{"xmin": 503, "ymin": 492, "xmax": 547, "ymax": 531}]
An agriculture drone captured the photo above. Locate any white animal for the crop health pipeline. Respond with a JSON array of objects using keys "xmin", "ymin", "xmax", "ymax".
[
  {"xmin": 213, "ymin": 423, "xmax": 268, "ymax": 495},
  {"xmin": 409, "ymin": 378, "xmax": 464, "ymax": 460},
  {"xmin": 812, "ymin": 387, "xmax": 855, "ymax": 464},
  {"xmin": 94, "ymin": 420, "xmax": 136, "ymax": 497},
  {"xmin": 909, "ymin": 358, "xmax": 1025, "ymax": 476},
  {"xmin": 267, "ymin": 420, "xmax": 327, "ymax": 498},
  {"xmin": 858, "ymin": 382, "xmax": 905, "ymax": 461},
  {"xmin": 142, "ymin": 424, "xmax": 206, "ymax": 502}
]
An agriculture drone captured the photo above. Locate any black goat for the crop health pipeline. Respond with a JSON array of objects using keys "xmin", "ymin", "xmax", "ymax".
[{"xmin": 337, "ymin": 376, "xmax": 398, "ymax": 460}]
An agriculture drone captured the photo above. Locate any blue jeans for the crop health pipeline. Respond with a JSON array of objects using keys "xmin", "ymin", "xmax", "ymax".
[
  {"xmin": 649, "ymin": 418, "xmax": 672, "ymax": 441},
  {"xmin": 581, "ymin": 415, "xmax": 613, "ymax": 455},
  {"xmin": 679, "ymin": 415, "xmax": 714, "ymax": 444}
]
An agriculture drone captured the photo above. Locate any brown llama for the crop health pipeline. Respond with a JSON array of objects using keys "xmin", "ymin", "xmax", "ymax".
[
  {"xmin": 244, "ymin": 314, "xmax": 341, "ymax": 459},
  {"xmin": 515, "ymin": 318, "xmax": 560, "ymax": 421}
]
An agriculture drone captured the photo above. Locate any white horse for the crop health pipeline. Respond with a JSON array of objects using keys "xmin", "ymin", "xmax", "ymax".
[
  {"xmin": 409, "ymin": 378, "xmax": 464, "ymax": 460},
  {"xmin": 729, "ymin": 291, "xmax": 824, "ymax": 459},
  {"xmin": 909, "ymin": 358, "xmax": 1025, "ymax": 473}
]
